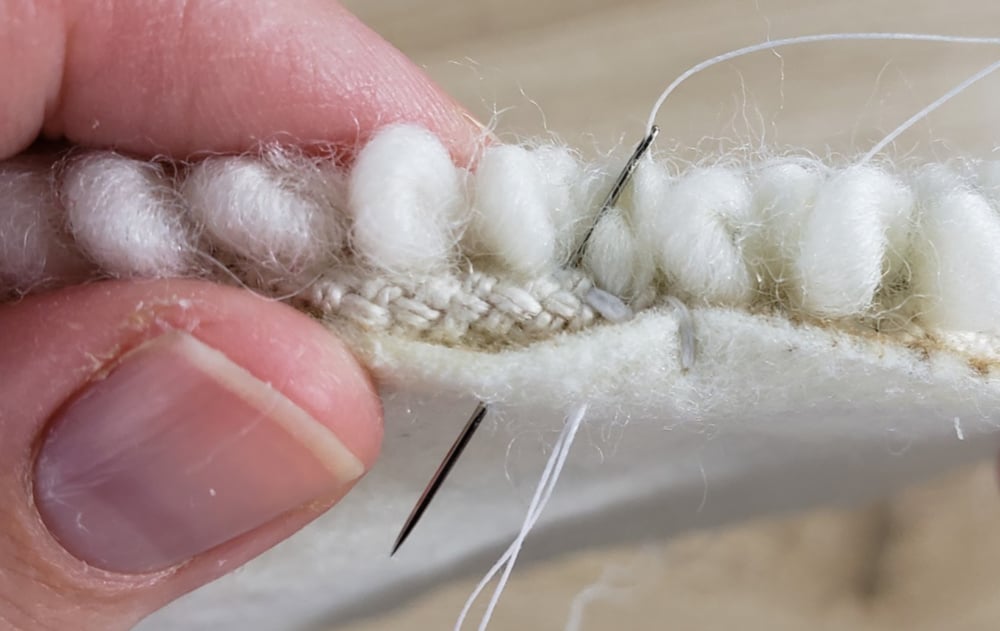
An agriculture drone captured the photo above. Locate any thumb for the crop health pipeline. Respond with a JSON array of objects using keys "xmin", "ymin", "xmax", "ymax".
[{"xmin": 0, "ymin": 279, "xmax": 381, "ymax": 630}]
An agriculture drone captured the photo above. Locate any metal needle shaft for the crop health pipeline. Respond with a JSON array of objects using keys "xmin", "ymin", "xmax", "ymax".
[
  {"xmin": 569, "ymin": 125, "xmax": 659, "ymax": 268},
  {"xmin": 391, "ymin": 401, "xmax": 489, "ymax": 555}
]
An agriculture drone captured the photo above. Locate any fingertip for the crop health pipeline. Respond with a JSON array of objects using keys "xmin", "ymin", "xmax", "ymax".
[
  {"xmin": 47, "ymin": 0, "xmax": 486, "ymax": 163},
  {"xmin": 0, "ymin": 279, "xmax": 383, "ymax": 624},
  {"xmin": 6, "ymin": 279, "xmax": 383, "ymax": 467},
  {"xmin": 167, "ymin": 281, "xmax": 385, "ymax": 470},
  {"xmin": 325, "ymin": 3, "xmax": 490, "ymax": 164}
]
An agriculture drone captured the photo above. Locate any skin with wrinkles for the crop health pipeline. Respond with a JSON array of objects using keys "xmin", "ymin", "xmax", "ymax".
[{"xmin": 0, "ymin": 0, "xmax": 482, "ymax": 161}]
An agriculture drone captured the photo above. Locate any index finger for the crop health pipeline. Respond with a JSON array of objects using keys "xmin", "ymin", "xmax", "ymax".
[{"xmin": 1, "ymin": 0, "xmax": 483, "ymax": 161}]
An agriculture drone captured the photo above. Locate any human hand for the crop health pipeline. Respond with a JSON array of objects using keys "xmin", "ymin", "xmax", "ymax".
[{"xmin": 0, "ymin": 1, "xmax": 481, "ymax": 628}]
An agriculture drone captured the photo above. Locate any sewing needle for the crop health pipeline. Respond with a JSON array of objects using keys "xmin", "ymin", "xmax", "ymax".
[
  {"xmin": 390, "ymin": 125, "xmax": 659, "ymax": 555},
  {"xmin": 391, "ymin": 401, "xmax": 489, "ymax": 556},
  {"xmin": 569, "ymin": 125, "xmax": 659, "ymax": 267}
]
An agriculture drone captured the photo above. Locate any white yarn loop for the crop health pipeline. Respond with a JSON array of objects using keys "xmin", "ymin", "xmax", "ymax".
[
  {"xmin": 349, "ymin": 124, "xmax": 465, "ymax": 274},
  {"xmin": 0, "ymin": 158, "xmax": 87, "ymax": 291},
  {"xmin": 862, "ymin": 56, "xmax": 1000, "ymax": 162},
  {"xmin": 184, "ymin": 149, "xmax": 345, "ymax": 280},
  {"xmin": 65, "ymin": 153, "xmax": 195, "ymax": 277},
  {"xmin": 643, "ymin": 32, "xmax": 1000, "ymax": 141}
]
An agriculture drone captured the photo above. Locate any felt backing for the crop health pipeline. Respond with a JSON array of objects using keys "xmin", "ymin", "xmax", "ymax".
[{"xmin": 140, "ymin": 307, "xmax": 1000, "ymax": 629}]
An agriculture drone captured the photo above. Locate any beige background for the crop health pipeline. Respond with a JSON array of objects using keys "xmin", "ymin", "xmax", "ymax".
[{"xmin": 337, "ymin": 1, "xmax": 1000, "ymax": 629}]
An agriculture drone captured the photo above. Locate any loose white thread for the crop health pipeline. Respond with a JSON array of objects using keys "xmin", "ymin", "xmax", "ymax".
[
  {"xmin": 643, "ymin": 32, "xmax": 1000, "ymax": 136},
  {"xmin": 862, "ymin": 56, "xmax": 1000, "ymax": 162},
  {"xmin": 455, "ymin": 402, "xmax": 588, "ymax": 631}
]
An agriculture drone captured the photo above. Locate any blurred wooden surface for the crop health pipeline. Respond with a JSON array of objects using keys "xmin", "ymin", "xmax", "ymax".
[
  {"xmin": 345, "ymin": 466, "xmax": 1000, "ymax": 631},
  {"xmin": 336, "ymin": 1, "xmax": 1000, "ymax": 629},
  {"xmin": 349, "ymin": 0, "xmax": 1000, "ymax": 156}
]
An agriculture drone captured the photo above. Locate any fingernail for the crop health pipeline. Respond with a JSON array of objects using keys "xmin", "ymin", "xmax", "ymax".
[{"xmin": 34, "ymin": 332, "xmax": 365, "ymax": 574}]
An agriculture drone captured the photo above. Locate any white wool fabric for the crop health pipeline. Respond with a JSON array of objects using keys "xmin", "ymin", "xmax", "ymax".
[
  {"xmin": 910, "ymin": 166, "xmax": 1000, "ymax": 332},
  {"xmin": 0, "ymin": 158, "xmax": 89, "ymax": 294},
  {"xmin": 746, "ymin": 161, "xmax": 821, "ymax": 298},
  {"xmin": 64, "ymin": 153, "xmax": 196, "ymax": 278},
  {"xmin": 792, "ymin": 166, "xmax": 913, "ymax": 317},
  {"xmin": 183, "ymin": 149, "xmax": 345, "ymax": 281},
  {"xmin": 632, "ymin": 161, "xmax": 754, "ymax": 305},
  {"xmin": 348, "ymin": 124, "xmax": 466, "ymax": 274},
  {"xmin": 467, "ymin": 144, "xmax": 558, "ymax": 276},
  {"xmin": 144, "ymin": 308, "xmax": 1000, "ymax": 631},
  {"xmin": 582, "ymin": 207, "xmax": 653, "ymax": 302},
  {"xmin": 4, "ymin": 124, "xmax": 1000, "ymax": 629},
  {"xmin": 463, "ymin": 143, "xmax": 598, "ymax": 278}
]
